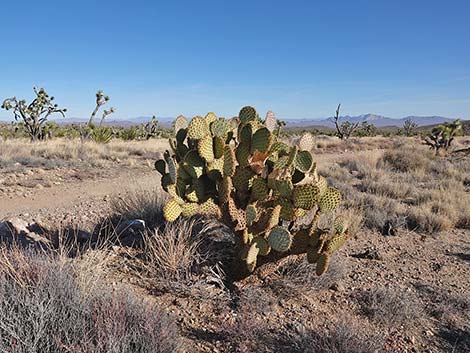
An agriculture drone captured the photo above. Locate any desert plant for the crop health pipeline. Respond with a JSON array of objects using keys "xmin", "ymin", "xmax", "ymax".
[
  {"xmin": 141, "ymin": 116, "xmax": 161, "ymax": 139},
  {"xmin": 81, "ymin": 90, "xmax": 116, "ymax": 143},
  {"xmin": 91, "ymin": 126, "xmax": 113, "ymax": 144},
  {"xmin": 424, "ymin": 119, "xmax": 462, "ymax": 154},
  {"xmin": 119, "ymin": 126, "xmax": 140, "ymax": 141},
  {"xmin": 329, "ymin": 104, "xmax": 359, "ymax": 140},
  {"xmin": 355, "ymin": 121, "xmax": 377, "ymax": 137},
  {"xmin": 155, "ymin": 107, "xmax": 349, "ymax": 279},
  {"xmin": 0, "ymin": 247, "xmax": 183, "ymax": 353},
  {"xmin": 1, "ymin": 86, "xmax": 67, "ymax": 141},
  {"xmin": 89, "ymin": 90, "xmax": 115, "ymax": 126},
  {"xmin": 401, "ymin": 117, "xmax": 418, "ymax": 136}
]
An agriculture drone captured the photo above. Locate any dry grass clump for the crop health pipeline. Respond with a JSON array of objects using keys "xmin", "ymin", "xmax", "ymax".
[
  {"xmin": 322, "ymin": 140, "xmax": 470, "ymax": 234},
  {"xmin": 0, "ymin": 246, "xmax": 183, "ymax": 353},
  {"xmin": 285, "ymin": 316, "xmax": 384, "ymax": 353},
  {"xmin": 0, "ymin": 138, "xmax": 168, "ymax": 171},
  {"xmin": 110, "ymin": 188, "xmax": 165, "ymax": 229},
  {"xmin": 358, "ymin": 287, "xmax": 424, "ymax": 328},
  {"xmin": 312, "ymin": 136, "xmax": 395, "ymax": 154},
  {"xmin": 267, "ymin": 256, "xmax": 347, "ymax": 298}
]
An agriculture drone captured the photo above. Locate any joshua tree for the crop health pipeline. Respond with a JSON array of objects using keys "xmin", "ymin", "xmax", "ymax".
[
  {"xmin": 1, "ymin": 86, "xmax": 67, "ymax": 141},
  {"xmin": 141, "ymin": 116, "xmax": 160, "ymax": 139},
  {"xmin": 329, "ymin": 104, "xmax": 359, "ymax": 139},
  {"xmin": 424, "ymin": 119, "xmax": 462, "ymax": 154},
  {"xmin": 89, "ymin": 90, "xmax": 115, "ymax": 126},
  {"xmin": 402, "ymin": 118, "xmax": 418, "ymax": 136}
]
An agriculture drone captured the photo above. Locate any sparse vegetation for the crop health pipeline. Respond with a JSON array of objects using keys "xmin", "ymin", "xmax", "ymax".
[
  {"xmin": 329, "ymin": 104, "xmax": 360, "ymax": 140},
  {"xmin": 0, "ymin": 247, "xmax": 183, "ymax": 353},
  {"xmin": 1, "ymin": 86, "xmax": 67, "ymax": 141}
]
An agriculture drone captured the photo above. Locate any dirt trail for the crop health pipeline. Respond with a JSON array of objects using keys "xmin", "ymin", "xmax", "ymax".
[
  {"xmin": 0, "ymin": 168, "xmax": 159, "ymax": 219},
  {"xmin": 0, "ymin": 149, "xmax": 374, "ymax": 220}
]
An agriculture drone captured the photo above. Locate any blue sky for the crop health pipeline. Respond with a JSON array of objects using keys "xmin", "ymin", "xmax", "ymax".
[{"xmin": 0, "ymin": 0, "xmax": 469, "ymax": 120}]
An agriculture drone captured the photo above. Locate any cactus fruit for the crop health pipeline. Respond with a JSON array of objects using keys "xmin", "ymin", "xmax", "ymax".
[{"xmin": 155, "ymin": 106, "xmax": 348, "ymax": 278}]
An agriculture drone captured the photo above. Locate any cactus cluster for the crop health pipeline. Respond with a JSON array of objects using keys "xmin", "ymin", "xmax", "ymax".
[{"xmin": 155, "ymin": 107, "xmax": 349, "ymax": 277}]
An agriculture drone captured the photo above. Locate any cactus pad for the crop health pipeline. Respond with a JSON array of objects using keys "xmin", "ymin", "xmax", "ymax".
[
  {"xmin": 298, "ymin": 132, "xmax": 314, "ymax": 151},
  {"xmin": 187, "ymin": 116, "xmax": 210, "ymax": 140},
  {"xmin": 181, "ymin": 202, "xmax": 200, "ymax": 217},
  {"xmin": 295, "ymin": 150, "xmax": 314, "ymax": 173},
  {"xmin": 163, "ymin": 199, "xmax": 182, "ymax": 222},
  {"xmin": 154, "ymin": 159, "xmax": 166, "ymax": 176},
  {"xmin": 239, "ymin": 106, "xmax": 258, "ymax": 124},
  {"xmin": 251, "ymin": 177, "xmax": 269, "ymax": 201},
  {"xmin": 319, "ymin": 187, "xmax": 342, "ymax": 213},
  {"xmin": 315, "ymin": 253, "xmax": 330, "ymax": 276},
  {"xmin": 213, "ymin": 136, "xmax": 225, "ymax": 159},
  {"xmin": 264, "ymin": 110, "xmax": 277, "ymax": 132},
  {"xmin": 219, "ymin": 176, "xmax": 232, "ymax": 205},
  {"xmin": 252, "ymin": 236, "xmax": 271, "ymax": 256},
  {"xmin": 198, "ymin": 135, "xmax": 214, "ymax": 162},
  {"xmin": 223, "ymin": 145, "xmax": 237, "ymax": 177},
  {"xmin": 246, "ymin": 204, "xmax": 258, "ymax": 226},
  {"xmin": 205, "ymin": 112, "xmax": 217, "ymax": 125},
  {"xmin": 210, "ymin": 119, "xmax": 228, "ymax": 138},
  {"xmin": 251, "ymin": 127, "xmax": 272, "ymax": 153},
  {"xmin": 325, "ymin": 233, "xmax": 348, "ymax": 253},
  {"xmin": 268, "ymin": 226, "xmax": 293, "ymax": 252},
  {"xmin": 293, "ymin": 184, "xmax": 321, "ymax": 209},
  {"xmin": 174, "ymin": 115, "xmax": 188, "ymax": 134}
]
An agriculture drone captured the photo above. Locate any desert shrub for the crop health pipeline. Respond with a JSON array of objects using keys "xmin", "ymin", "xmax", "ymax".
[
  {"xmin": 219, "ymin": 287, "xmax": 276, "ymax": 352},
  {"xmin": 267, "ymin": 256, "xmax": 347, "ymax": 297},
  {"xmin": 380, "ymin": 143, "xmax": 432, "ymax": 172},
  {"xmin": 286, "ymin": 316, "xmax": 384, "ymax": 353},
  {"xmin": 0, "ymin": 247, "xmax": 183, "ymax": 353},
  {"xmin": 358, "ymin": 287, "xmax": 423, "ymax": 328},
  {"xmin": 111, "ymin": 188, "xmax": 165, "ymax": 229}
]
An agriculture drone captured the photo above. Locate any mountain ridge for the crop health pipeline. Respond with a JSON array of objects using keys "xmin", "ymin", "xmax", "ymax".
[{"xmin": 0, "ymin": 114, "xmax": 459, "ymax": 128}]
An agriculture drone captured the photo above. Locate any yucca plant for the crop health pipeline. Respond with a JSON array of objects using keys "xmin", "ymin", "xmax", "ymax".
[{"xmin": 155, "ymin": 107, "xmax": 350, "ymax": 279}]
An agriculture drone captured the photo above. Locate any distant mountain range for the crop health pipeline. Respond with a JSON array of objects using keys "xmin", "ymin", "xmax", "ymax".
[
  {"xmin": 0, "ymin": 114, "xmax": 458, "ymax": 128},
  {"xmin": 283, "ymin": 114, "xmax": 456, "ymax": 129}
]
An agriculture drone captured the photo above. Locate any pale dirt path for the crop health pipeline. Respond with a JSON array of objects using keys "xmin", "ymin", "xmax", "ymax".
[
  {"xmin": 0, "ymin": 168, "xmax": 160, "ymax": 219},
  {"xmin": 0, "ymin": 149, "xmax": 370, "ymax": 221}
]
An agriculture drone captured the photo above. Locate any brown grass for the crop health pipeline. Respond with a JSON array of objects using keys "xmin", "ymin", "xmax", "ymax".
[
  {"xmin": 0, "ymin": 138, "xmax": 169, "ymax": 171},
  {"xmin": 321, "ymin": 139, "xmax": 470, "ymax": 234}
]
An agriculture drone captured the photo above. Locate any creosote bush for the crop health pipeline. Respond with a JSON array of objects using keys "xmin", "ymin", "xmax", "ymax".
[{"xmin": 155, "ymin": 107, "xmax": 351, "ymax": 279}]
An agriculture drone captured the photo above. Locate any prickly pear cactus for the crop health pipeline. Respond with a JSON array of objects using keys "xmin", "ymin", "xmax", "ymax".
[{"xmin": 155, "ymin": 107, "xmax": 349, "ymax": 278}]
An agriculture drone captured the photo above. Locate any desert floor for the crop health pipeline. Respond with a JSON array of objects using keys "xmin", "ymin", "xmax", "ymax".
[{"xmin": 0, "ymin": 136, "xmax": 468, "ymax": 353}]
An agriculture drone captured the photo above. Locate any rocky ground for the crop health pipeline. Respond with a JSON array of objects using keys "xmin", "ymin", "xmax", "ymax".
[{"xmin": 0, "ymin": 140, "xmax": 468, "ymax": 353}]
